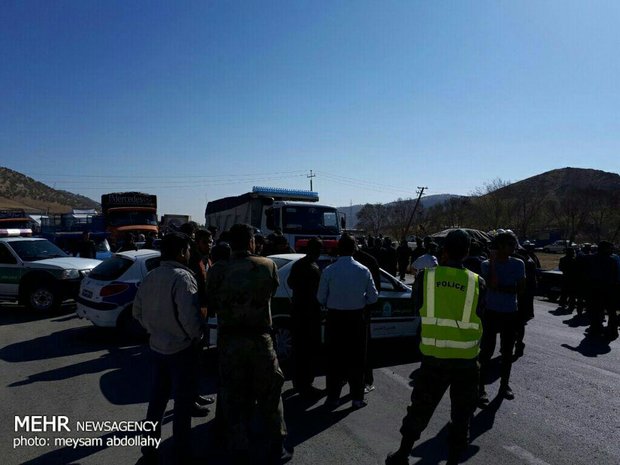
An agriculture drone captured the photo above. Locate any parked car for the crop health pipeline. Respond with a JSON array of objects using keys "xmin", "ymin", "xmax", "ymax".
[
  {"xmin": 76, "ymin": 249, "xmax": 160, "ymax": 330},
  {"xmin": 543, "ymin": 240, "xmax": 577, "ymax": 254},
  {"xmin": 537, "ymin": 269, "xmax": 563, "ymax": 302},
  {"xmin": 0, "ymin": 230, "xmax": 101, "ymax": 311},
  {"xmin": 77, "ymin": 251, "xmax": 420, "ymax": 363},
  {"xmin": 263, "ymin": 253, "xmax": 420, "ymax": 363}
]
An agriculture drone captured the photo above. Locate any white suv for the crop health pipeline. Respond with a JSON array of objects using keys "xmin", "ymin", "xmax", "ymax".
[
  {"xmin": 0, "ymin": 230, "xmax": 101, "ymax": 311},
  {"xmin": 542, "ymin": 240, "xmax": 577, "ymax": 254}
]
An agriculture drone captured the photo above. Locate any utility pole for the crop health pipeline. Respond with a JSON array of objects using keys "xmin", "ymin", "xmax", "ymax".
[
  {"xmin": 307, "ymin": 170, "xmax": 316, "ymax": 191},
  {"xmin": 403, "ymin": 186, "xmax": 427, "ymax": 240}
]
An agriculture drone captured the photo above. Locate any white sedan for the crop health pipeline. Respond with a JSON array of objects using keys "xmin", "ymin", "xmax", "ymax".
[
  {"xmin": 264, "ymin": 254, "xmax": 420, "ymax": 363},
  {"xmin": 76, "ymin": 249, "xmax": 160, "ymax": 330}
]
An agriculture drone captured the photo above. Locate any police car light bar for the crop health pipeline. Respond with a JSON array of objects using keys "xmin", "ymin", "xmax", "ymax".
[
  {"xmin": 252, "ymin": 186, "xmax": 319, "ymax": 202},
  {"xmin": 0, "ymin": 228, "xmax": 33, "ymax": 237}
]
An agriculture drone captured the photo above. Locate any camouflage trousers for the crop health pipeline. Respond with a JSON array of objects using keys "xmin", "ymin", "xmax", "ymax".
[
  {"xmin": 217, "ymin": 333, "xmax": 287, "ymax": 452},
  {"xmin": 400, "ymin": 356, "xmax": 479, "ymax": 453}
]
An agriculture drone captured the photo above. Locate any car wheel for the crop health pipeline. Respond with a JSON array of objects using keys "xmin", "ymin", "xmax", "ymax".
[
  {"xmin": 273, "ymin": 322, "xmax": 293, "ymax": 365},
  {"xmin": 27, "ymin": 284, "xmax": 61, "ymax": 312}
]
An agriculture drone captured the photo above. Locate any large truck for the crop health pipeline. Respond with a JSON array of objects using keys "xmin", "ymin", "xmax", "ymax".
[
  {"xmin": 205, "ymin": 186, "xmax": 344, "ymax": 251},
  {"xmin": 0, "ymin": 209, "xmax": 35, "ymax": 233},
  {"xmin": 40, "ymin": 209, "xmax": 111, "ymax": 259},
  {"xmin": 101, "ymin": 192, "xmax": 158, "ymax": 247}
]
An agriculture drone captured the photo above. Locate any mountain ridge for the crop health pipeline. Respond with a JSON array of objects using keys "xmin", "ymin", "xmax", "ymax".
[{"xmin": 0, "ymin": 166, "xmax": 100, "ymax": 213}]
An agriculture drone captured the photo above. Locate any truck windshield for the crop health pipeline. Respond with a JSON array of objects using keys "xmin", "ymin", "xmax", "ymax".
[
  {"xmin": 9, "ymin": 240, "xmax": 68, "ymax": 261},
  {"xmin": 107, "ymin": 211, "xmax": 158, "ymax": 227},
  {"xmin": 282, "ymin": 206, "xmax": 340, "ymax": 235}
]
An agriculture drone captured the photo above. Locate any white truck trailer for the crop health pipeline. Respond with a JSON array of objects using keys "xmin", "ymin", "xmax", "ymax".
[{"xmin": 205, "ymin": 187, "xmax": 344, "ymax": 251}]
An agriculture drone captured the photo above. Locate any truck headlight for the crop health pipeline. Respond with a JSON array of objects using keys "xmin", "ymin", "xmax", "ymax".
[{"xmin": 60, "ymin": 269, "xmax": 80, "ymax": 279}]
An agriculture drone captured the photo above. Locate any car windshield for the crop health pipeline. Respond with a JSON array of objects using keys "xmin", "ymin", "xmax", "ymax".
[
  {"xmin": 89, "ymin": 256, "xmax": 134, "ymax": 280},
  {"xmin": 9, "ymin": 240, "xmax": 68, "ymax": 261},
  {"xmin": 282, "ymin": 206, "xmax": 340, "ymax": 235}
]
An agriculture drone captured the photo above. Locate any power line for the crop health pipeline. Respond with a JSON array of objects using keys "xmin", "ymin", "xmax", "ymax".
[
  {"xmin": 24, "ymin": 169, "xmax": 308, "ymax": 179},
  {"xmin": 50, "ymin": 174, "xmax": 309, "ymax": 190},
  {"xmin": 317, "ymin": 171, "xmax": 418, "ymax": 196}
]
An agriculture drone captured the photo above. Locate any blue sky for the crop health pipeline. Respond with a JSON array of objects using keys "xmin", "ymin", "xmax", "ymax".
[{"xmin": 1, "ymin": 0, "xmax": 619, "ymax": 222}]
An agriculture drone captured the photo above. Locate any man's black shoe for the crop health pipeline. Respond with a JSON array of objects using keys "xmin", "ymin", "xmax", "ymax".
[
  {"xmin": 477, "ymin": 391, "xmax": 490, "ymax": 409},
  {"xmin": 499, "ymin": 385, "xmax": 515, "ymax": 400},
  {"xmin": 267, "ymin": 437, "xmax": 294, "ymax": 464},
  {"xmin": 191, "ymin": 402, "xmax": 210, "ymax": 417},
  {"xmin": 513, "ymin": 342, "xmax": 524, "ymax": 361},
  {"xmin": 385, "ymin": 451, "xmax": 410, "ymax": 465},
  {"xmin": 196, "ymin": 394, "xmax": 215, "ymax": 405}
]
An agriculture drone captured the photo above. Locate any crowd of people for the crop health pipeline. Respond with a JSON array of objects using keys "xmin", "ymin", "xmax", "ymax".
[{"xmin": 128, "ymin": 221, "xmax": 619, "ymax": 465}]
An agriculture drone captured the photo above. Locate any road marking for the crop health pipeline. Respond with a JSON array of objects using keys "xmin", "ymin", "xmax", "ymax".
[
  {"xmin": 503, "ymin": 445, "xmax": 551, "ymax": 465},
  {"xmin": 379, "ymin": 367, "xmax": 412, "ymax": 389}
]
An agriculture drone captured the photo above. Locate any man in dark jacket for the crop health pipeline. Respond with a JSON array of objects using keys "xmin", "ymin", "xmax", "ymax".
[
  {"xmin": 287, "ymin": 237, "xmax": 323, "ymax": 397},
  {"xmin": 76, "ymin": 231, "xmax": 97, "ymax": 258}
]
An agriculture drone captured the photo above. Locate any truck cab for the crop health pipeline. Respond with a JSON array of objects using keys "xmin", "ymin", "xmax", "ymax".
[{"xmin": 205, "ymin": 187, "xmax": 344, "ymax": 251}]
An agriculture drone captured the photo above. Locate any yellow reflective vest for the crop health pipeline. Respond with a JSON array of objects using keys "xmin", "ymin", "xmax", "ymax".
[{"xmin": 419, "ymin": 266, "xmax": 482, "ymax": 359}]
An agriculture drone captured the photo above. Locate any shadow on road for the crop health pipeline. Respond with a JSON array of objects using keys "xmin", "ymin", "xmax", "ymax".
[
  {"xmin": 548, "ymin": 306, "xmax": 574, "ymax": 316},
  {"xmin": 0, "ymin": 302, "xmax": 75, "ymax": 326},
  {"xmin": 561, "ymin": 313, "xmax": 589, "ymax": 328},
  {"xmin": 0, "ymin": 324, "xmax": 143, "ymax": 362},
  {"xmin": 561, "ymin": 336, "xmax": 611, "ymax": 357},
  {"xmin": 403, "ymin": 391, "xmax": 502, "ymax": 464}
]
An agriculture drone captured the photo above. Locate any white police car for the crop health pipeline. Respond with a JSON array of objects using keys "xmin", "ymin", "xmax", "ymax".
[
  {"xmin": 0, "ymin": 229, "xmax": 101, "ymax": 311},
  {"xmin": 266, "ymin": 253, "xmax": 420, "ymax": 363},
  {"xmin": 76, "ymin": 249, "xmax": 161, "ymax": 329}
]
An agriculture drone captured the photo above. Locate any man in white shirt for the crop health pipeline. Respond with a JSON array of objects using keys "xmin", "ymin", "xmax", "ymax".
[
  {"xmin": 317, "ymin": 234, "xmax": 378, "ymax": 409},
  {"xmin": 411, "ymin": 242, "xmax": 439, "ymax": 275}
]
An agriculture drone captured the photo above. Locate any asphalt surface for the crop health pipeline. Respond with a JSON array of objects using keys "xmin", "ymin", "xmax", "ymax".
[{"xmin": 1, "ymin": 297, "xmax": 619, "ymax": 465}]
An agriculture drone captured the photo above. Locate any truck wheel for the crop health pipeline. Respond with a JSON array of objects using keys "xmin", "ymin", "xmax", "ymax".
[{"xmin": 27, "ymin": 284, "xmax": 61, "ymax": 312}]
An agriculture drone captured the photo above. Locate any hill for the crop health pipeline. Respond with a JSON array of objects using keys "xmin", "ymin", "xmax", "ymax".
[
  {"xmin": 338, "ymin": 194, "xmax": 461, "ymax": 229},
  {"xmin": 492, "ymin": 167, "xmax": 620, "ymax": 199},
  {"xmin": 0, "ymin": 167, "xmax": 100, "ymax": 213}
]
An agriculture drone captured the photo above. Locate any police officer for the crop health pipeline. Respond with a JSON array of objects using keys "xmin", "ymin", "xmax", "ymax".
[
  {"xmin": 386, "ymin": 229, "xmax": 485, "ymax": 465},
  {"xmin": 206, "ymin": 224, "xmax": 292, "ymax": 464}
]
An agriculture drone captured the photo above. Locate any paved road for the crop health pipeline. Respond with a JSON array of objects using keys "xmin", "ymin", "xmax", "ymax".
[{"xmin": 1, "ymin": 298, "xmax": 618, "ymax": 465}]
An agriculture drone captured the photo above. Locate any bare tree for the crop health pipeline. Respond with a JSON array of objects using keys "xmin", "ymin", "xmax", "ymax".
[
  {"xmin": 384, "ymin": 198, "xmax": 417, "ymax": 240},
  {"xmin": 508, "ymin": 183, "xmax": 548, "ymax": 240},
  {"xmin": 356, "ymin": 203, "xmax": 388, "ymax": 236},
  {"xmin": 470, "ymin": 178, "xmax": 512, "ymax": 230},
  {"xmin": 546, "ymin": 188, "xmax": 589, "ymax": 242}
]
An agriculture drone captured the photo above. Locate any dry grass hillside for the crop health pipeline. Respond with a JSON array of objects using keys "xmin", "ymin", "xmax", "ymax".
[{"xmin": 0, "ymin": 167, "xmax": 99, "ymax": 213}]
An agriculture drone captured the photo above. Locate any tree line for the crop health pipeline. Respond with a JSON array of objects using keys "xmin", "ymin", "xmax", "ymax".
[{"xmin": 356, "ymin": 179, "xmax": 620, "ymax": 244}]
